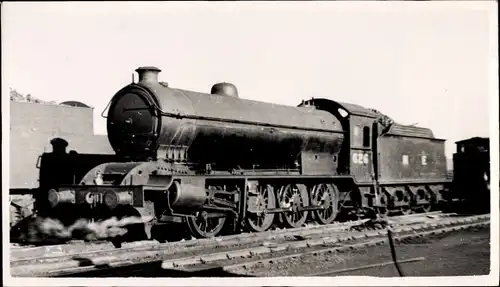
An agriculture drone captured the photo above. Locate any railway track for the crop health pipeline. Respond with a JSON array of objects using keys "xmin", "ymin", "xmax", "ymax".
[
  {"xmin": 10, "ymin": 212, "xmax": 489, "ymax": 277},
  {"xmin": 10, "ymin": 211, "xmax": 444, "ymax": 261}
]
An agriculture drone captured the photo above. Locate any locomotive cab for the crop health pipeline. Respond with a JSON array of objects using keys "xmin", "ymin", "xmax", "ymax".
[{"xmin": 453, "ymin": 137, "xmax": 490, "ymax": 212}]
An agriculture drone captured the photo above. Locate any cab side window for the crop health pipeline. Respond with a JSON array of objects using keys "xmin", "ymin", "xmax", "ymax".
[{"xmin": 362, "ymin": 126, "xmax": 370, "ymax": 147}]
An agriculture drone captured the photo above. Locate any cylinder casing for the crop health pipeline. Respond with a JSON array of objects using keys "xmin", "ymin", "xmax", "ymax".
[{"xmin": 168, "ymin": 181, "xmax": 207, "ymax": 209}]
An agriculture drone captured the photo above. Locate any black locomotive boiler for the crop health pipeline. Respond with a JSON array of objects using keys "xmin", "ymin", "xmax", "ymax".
[{"xmin": 43, "ymin": 66, "xmax": 451, "ymax": 241}]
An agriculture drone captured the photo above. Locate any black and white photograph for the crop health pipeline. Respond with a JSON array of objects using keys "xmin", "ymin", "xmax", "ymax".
[{"xmin": 2, "ymin": 1, "xmax": 498, "ymax": 286}]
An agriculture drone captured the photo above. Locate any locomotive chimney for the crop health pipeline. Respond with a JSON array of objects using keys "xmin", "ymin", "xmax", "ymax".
[
  {"xmin": 211, "ymin": 82, "xmax": 239, "ymax": 98},
  {"xmin": 135, "ymin": 66, "xmax": 161, "ymax": 84}
]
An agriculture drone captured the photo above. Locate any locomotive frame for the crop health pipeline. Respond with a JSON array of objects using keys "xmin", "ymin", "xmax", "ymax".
[{"xmin": 36, "ymin": 66, "xmax": 452, "ymax": 242}]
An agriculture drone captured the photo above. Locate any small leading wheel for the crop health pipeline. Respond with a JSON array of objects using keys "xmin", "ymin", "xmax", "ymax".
[
  {"xmin": 186, "ymin": 211, "xmax": 226, "ymax": 239},
  {"xmin": 245, "ymin": 184, "xmax": 276, "ymax": 232},
  {"xmin": 311, "ymin": 183, "xmax": 339, "ymax": 225},
  {"xmin": 278, "ymin": 184, "xmax": 309, "ymax": 228}
]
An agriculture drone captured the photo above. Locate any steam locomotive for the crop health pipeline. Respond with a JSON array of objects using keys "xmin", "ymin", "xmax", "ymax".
[
  {"xmin": 452, "ymin": 137, "xmax": 491, "ymax": 213},
  {"xmin": 31, "ymin": 66, "xmax": 455, "ymax": 241}
]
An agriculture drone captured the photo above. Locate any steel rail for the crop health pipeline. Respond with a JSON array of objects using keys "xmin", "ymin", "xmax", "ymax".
[
  {"xmin": 11, "ymin": 211, "xmax": 446, "ymax": 264},
  {"xmin": 166, "ymin": 220, "xmax": 489, "ymax": 272},
  {"xmin": 10, "ymin": 214, "xmax": 489, "ymax": 277},
  {"xmin": 50, "ymin": 220, "xmax": 490, "ymax": 277}
]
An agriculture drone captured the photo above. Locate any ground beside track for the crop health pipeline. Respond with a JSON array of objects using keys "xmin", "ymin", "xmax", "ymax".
[
  {"xmin": 8, "ymin": 211, "xmax": 448, "ymax": 262},
  {"xmin": 230, "ymin": 225, "xmax": 490, "ymax": 277},
  {"xmin": 37, "ymin": 224, "xmax": 491, "ymax": 278},
  {"xmin": 10, "ymin": 214, "xmax": 490, "ymax": 277}
]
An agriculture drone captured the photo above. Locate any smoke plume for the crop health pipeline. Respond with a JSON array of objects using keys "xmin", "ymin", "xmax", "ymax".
[{"xmin": 11, "ymin": 215, "xmax": 153, "ymax": 245}]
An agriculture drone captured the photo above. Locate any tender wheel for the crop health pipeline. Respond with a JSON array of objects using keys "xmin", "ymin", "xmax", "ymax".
[
  {"xmin": 420, "ymin": 190, "xmax": 435, "ymax": 213},
  {"xmin": 278, "ymin": 184, "xmax": 309, "ymax": 228},
  {"xmin": 400, "ymin": 189, "xmax": 413, "ymax": 215},
  {"xmin": 421, "ymin": 204, "xmax": 432, "ymax": 213},
  {"xmin": 311, "ymin": 183, "xmax": 339, "ymax": 225},
  {"xmin": 186, "ymin": 211, "xmax": 226, "ymax": 239},
  {"xmin": 245, "ymin": 184, "xmax": 276, "ymax": 232},
  {"xmin": 376, "ymin": 192, "xmax": 390, "ymax": 216},
  {"xmin": 400, "ymin": 205, "xmax": 412, "ymax": 215}
]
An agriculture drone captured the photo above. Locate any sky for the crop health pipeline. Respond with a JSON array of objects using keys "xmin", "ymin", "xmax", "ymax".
[{"xmin": 2, "ymin": 1, "xmax": 497, "ymax": 161}]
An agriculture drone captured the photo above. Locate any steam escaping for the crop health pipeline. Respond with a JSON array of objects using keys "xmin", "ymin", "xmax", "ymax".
[{"xmin": 11, "ymin": 215, "xmax": 153, "ymax": 245}]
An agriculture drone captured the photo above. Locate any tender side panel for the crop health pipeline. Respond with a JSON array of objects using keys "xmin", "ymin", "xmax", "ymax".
[
  {"xmin": 10, "ymin": 102, "xmax": 114, "ymax": 189},
  {"xmin": 38, "ymin": 153, "xmax": 117, "ymax": 189},
  {"xmin": 10, "ymin": 102, "xmax": 94, "ymax": 135},
  {"xmin": 377, "ymin": 135, "xmax": 447, "ymax": 183}
]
